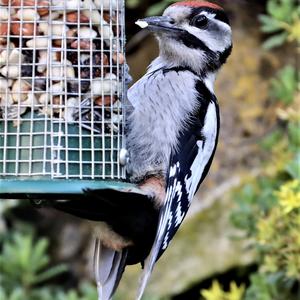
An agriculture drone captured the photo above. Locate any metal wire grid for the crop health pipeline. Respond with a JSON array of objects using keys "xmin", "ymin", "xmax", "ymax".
[{"xmin": 0, "ymin": 0, "xmax": 126, "ymax": 180}]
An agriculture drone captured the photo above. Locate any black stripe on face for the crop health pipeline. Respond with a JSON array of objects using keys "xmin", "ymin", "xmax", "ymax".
[
  {"xmin": 176, "ymin": 31, "xmax": 221, "ymax": 73},
  {"xmin": 218, "ymin": 44, "xmax": 233, "ymax": 65},
  {"xmin": 178, "ymin": 30, "xmax": 214, "ymax": 53}
]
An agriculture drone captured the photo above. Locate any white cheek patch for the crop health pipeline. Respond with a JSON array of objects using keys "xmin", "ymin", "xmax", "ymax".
[
  {"xmin": 214, "ymin": 19, "xmax": 231, "ymax": 34},
  {"xmin": 183, "ymin": 19, "xmax": 232, "ymax": 53},
  {"xmin": 161, "ymin": 37, "xmax": 207, "ymax": 73}
]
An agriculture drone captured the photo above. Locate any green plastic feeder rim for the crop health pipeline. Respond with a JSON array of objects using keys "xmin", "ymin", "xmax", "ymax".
[{"xmin": 0, "ymin": 179, "xmax": 136, "ymax": 200}]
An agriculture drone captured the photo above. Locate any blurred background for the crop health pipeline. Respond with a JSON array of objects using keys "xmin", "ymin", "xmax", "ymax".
[{"xmin": 1, "ymin": 0, "xmax": 299, "ymax": 299}]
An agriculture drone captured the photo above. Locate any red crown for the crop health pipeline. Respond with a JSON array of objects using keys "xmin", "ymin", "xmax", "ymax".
[{"xmin": 172, "ymin": 1, "xmax": 223, "ymax": 10}]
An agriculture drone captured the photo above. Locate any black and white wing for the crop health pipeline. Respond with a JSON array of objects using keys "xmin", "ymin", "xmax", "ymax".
[{"xmin": 137, "ymin": 82, "xmax": 220, "ymax": 300}]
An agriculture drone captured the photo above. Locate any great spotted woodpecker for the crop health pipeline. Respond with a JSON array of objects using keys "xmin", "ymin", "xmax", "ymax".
[{"xmin": 38, "ymin": 1, "xmax": 232, "ymax": 299}]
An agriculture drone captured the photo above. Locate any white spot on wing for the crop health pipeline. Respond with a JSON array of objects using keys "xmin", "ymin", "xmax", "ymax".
[{"xmin": 169, "ymin": 162, "xmax": 180, "ymax": 177}]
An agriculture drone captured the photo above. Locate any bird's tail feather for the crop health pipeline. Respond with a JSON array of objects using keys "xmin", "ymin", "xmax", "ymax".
[{"xmin": 94, "ymin": 238, "xmax": 127, "ymax": 300}]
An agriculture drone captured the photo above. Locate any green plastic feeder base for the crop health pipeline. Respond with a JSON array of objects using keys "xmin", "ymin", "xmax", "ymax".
[
  {"xmin": 0, "ymin": 179, "xmax": 136, "ymax": 200},
  {"xmin": 0, "ymin": 111, "xmax": 127, "ymax": 200},
  {"xmin": 0, "ymin": 112, "xmax": 123, "ymax": 179}
]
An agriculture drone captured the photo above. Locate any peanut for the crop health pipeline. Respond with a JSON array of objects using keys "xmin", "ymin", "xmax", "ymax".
[
  {"xmin": 52, "ymin": 96, "xmax": 61, "ymax": 105},
  {"xmin": 70, "ymin": 39, "xmax": 95, "ymax": 50},
  {"xmin": 12, "ymin": 79, "xmax": 31, "ymax": 102},
  {"xmin": 67, "ymin": 12, "xmax": 89, "ymax": 23},
  {"xmin": 51, "ymin": 61, "xmax": 75, "ymax": 80},
  {"xmin": 0, "ymin": 65, "xmax": 20, "ymax": 78},
  {"xmin": 26, "ymin": 37, "xmax": 48, "ymax": 48},
  {"xmin": 8, "ymin": 0, "xmax": 49, "ymax": 15},
  {"xmin": 38, "ymin": 93, "xmax": 49, "ymax": 104},
  {"xmin": 77, "ymin": 26, "xmax": 97, "ymax": 39},
  {"xmin": 0, "ymin": 78, "xmax": 13, "ymax": 90},
  {"xmin": 103, "ymin": 54, "xmax": 109, "ymax": 65},
  {"xmin": 95, "ymin": 95, "xmax": 116, "ymax": 106},
  {"xmin": 16, "ymin": 8, "xmax": 40, "ymax": 21},
  {"xmin": 52, "ymin": 39, "xmax": 62, "ymax": 47},
  {"xmin": 112, "ymin": 52, "xmax": 124, "ymax": 65},
  {"xmin": 66, "ymin": 28, "xmax": 77, "ymax": 44},
  {"xmin": 11, "ymin": 0, "xmax": 35, "ymax": 6},
  {"xmin": 91, "ymin": 77, "xmax": 118, "ymax": 95},
  {"xmin": 0, "ymin": 7, "xmax": 9, "ymax": 21},
  {"xmin": 8, "ymin": 49, "xmax": 24, "ymax": 64},
  {"xmin": 103, "ymin": 12, "xmax": 110, "ymax": 23},
  {"xmin": 11, "ymin": 21, "xmax": 35, "ymax": 37},
  {"xmin": 37, "ymin": 0, "xmax": 49, "ymax": 16},
  {"xmin": 0, "ymin": 23, "xmax": 8, "ymax": 36},
  {"xmin": 41, "ymin": 11, "xmax": 60, "ymax": 20},
  {"xmin": 98, "ymin": 21, "xmax": 114, "ymax": 41}
]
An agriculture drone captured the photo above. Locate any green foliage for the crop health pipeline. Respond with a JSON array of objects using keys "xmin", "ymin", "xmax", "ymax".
[
  {"xmin": 231, "ymin": 110, "xmax": 300, "ymax": 298},
  {"xmin": 0, "ymin": 282, "xmax": 98, "ymax": 300},
  {"xmin": 54, "ymin": 282, "xmax": 98, "ymax": 300},
  {"xmin": 230, "ymin": 178, "xmax": 279, "ymax": 236},
  {"xmin": 257, "ymin": 180, "xmax": 300, "ymax": 277},
  {"xmin": 0, "ymin": 231, "xmax": 67, "ymax": 291},
  {"xmin": 0, "ymin": 228, "xmax": 98, "ymax": 300},
  {"xmin": 259, "ymin": 0, "xmax": 300, "ymax": 49},
  {"xmin": 285, "ymin": 153, "xmax": 300, "ymax": 180},
  {"xmin": 270, "ymin": 65, "xmax": 298, "ymax": 105},
  {"xmin": 244, "ymin": 273, "xmax": 299, "ymax": 300},
  {"xmin": 230, "ymin": 2, "xmax": 299, "ymax": 292},
  {"xmin": 0, "ymin": 230, "xmax": 66, "ymax": 298},
  {"xmin": 200, "ymin": 281, "xmax": 245, "ymax": 300}
]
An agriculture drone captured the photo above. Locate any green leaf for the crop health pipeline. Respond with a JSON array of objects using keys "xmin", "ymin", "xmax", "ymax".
[
  {"xmin": 262, "ymin": 32, "xmax": 288, "ymax": 49},
  {"xmin": 0, "ymin": 230, "xmax": 67, "ymax": 291},
  {"xmin": 244, "ymin": 273, "xmax": 273, "ymax": 300},
  {"xmin": 267, "ymin": 0, "xmax": 294, "ymax": 22},
  {"xmin": 288, "ymin": 122, "xmax": 300, "ymax": 148},
  {"xmin": 259, "ymin": 15, "xmax": 283, "ymax": 33},
  {"xmin": 271, "ymin": 65, "xmax": 297, "ymax": 104},
  {"xmin": 260, "ymin": 129, "xmax": 283, "ymax": 150},
  {"xmin": 30, "ymin": 238, "xmax": 49, "ymax": 272},
  {"xmin": 0, "ymin": 287, "xmax": 7, "ymax": 299},
  {"xmin": 285, "ymin": 154, "xmax": 300, "ymax": 179},
  {"xmin": 8, "ymin": 288, "xmax": 24, "ymax": 300},
  {"xmin": 33, "ymin": 264, "xmax": 68, "ymax": 285}
]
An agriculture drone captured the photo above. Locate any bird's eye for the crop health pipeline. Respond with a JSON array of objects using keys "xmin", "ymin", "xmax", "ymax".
[{"xmin": 191, "ymin": 15, "xmax": 208, "ymax": 29}]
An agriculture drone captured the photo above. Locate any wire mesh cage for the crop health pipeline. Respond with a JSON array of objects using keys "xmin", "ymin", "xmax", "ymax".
[{"xmin": 0, "ymin": 0, "xmax": 131, "ymax": 197}]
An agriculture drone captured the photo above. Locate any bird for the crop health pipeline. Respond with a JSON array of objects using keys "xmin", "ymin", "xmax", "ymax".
[{"xmin": 32, "ymin": 1, "xmax": 232, "ymax": 299}]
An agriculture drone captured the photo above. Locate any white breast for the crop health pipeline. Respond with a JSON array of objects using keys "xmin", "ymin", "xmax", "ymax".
[{"xmin": 126, "ymin": 61, "xmax": 199, "ymax": 181}]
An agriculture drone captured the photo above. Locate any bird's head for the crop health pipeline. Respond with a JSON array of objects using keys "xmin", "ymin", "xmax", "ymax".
[{"xmin": 136, "ymin": 1, "xmax": 232, "ymax": 75}]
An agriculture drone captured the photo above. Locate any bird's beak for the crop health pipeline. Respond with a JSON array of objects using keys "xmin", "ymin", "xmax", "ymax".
[{"xmin": 135, "ymin": 16, "xmax": 180, "ymax": 33}]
